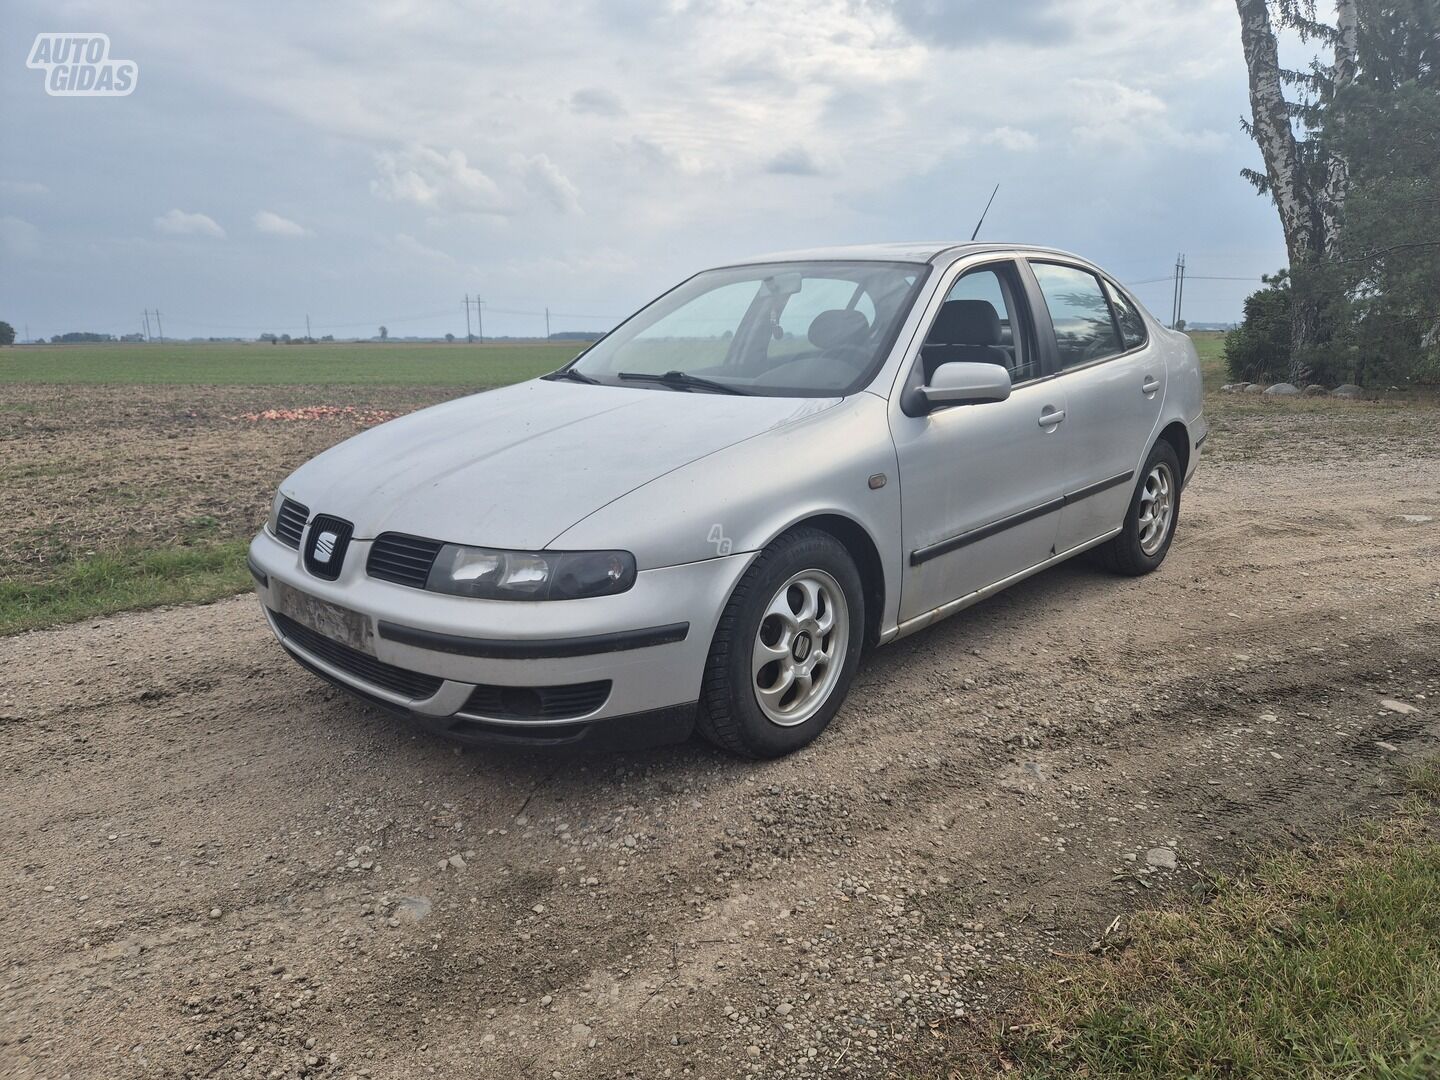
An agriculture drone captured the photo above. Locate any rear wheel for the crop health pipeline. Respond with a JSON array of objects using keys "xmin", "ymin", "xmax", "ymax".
[
  {"xmin": 1097, "ymin": 440, "xmax": 1181, "ymax": 576},
  {"xmin": 697, "ymin": 528, "xmax": 864, "ymax": 758}
]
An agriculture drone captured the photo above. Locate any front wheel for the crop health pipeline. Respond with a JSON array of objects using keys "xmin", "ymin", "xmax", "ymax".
[
  {"xmin": 1097, "ymin": 440, "xmax": 1181, "ymax": 576},
  {"xmin": 697, "ymin": 528, "xmax": 865, "ymax": 758}
]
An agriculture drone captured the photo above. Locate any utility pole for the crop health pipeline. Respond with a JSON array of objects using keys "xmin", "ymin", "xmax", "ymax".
[
  {"xmin": 143, "ymin": 310, "xmax": 152, "ymax": 342},
  {"xmin": 154, "ymin": 308, "xmax": 165, "ymax": 343},
  {"xmin": 464, "ymin": 294, "xmax": 472, "ymax": 343},
  {"xmin": 1175, "ymin": 254, "xmax": 1187, "ymax": 331},
  {"xmin": 475, "ymin": 296, "xmax": 484, "ymax": 345},
  {"xmin": 305, "ymin": 314, "xmax": 312, "ymax": 341},
  {"xmin": 545, "ymin": 306, "xmax": 551, "ymax": 340}
]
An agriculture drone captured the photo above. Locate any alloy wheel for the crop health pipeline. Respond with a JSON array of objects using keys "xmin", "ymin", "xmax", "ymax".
[{"xmin": 750, "ymin": 569, "xmax": 849, "ymax": 727}]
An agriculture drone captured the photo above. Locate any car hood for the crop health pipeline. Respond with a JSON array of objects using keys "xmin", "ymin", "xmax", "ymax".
[{"xmin": 283, "ymin": 379, "xmax": 841, "ymax": 551}]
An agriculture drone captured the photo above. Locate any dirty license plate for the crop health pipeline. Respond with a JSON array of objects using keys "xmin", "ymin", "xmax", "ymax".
[{"xmin": 271, "ymin": 580, "xmax": 374, "ymax": 654}]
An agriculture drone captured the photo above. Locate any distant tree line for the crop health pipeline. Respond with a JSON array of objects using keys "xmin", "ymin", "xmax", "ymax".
[{"xmin": 1230, "ymin": 0, "xmax": 1438, "ymax": 386}]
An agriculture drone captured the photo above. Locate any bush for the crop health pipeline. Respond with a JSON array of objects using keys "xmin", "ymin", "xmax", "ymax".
[{"xmin": 1224, "ymin": 273, "xmax": 1291, "ymax": 383}]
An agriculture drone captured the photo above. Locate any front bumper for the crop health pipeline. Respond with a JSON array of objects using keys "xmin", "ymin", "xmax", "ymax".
[{"xmin": 248, "ymin": 529, "xmax": 756, "ymax": 747}]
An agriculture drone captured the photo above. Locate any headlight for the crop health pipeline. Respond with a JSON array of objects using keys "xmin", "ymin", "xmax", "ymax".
[
  {"xmin": 266, "ymin": 490, "xmax": 285, "ymax": 535},
  {"xmin": 426, "ymin": 544, "xmax": 637, "ymax": 601}
]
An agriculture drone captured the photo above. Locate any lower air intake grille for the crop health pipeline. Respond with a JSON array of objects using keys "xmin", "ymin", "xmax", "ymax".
[
  {"xmin": 459, "ymin": 680, "xmax": 611, "ymax": 721},
  {"xmin": 367, "ymin": 533, "xmax": 445, "ymax": 589},
  {"xmin": 271, "ymin": 611, "xmax": 444, "ymax": 700},
  {"xmin": 275, "ymin": 498, "xmax": 309, "ymax": 548}
]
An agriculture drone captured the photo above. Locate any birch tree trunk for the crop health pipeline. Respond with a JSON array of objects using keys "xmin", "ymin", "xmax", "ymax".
[{"xmin": 1235, "ymin": 0, "xmax": 1354, "ymax": 382}]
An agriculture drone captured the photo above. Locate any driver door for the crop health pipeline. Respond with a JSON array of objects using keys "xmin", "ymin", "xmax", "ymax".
[{"xmin": 890, "ymin": 260, "xmax": 1068, "ymax": 624}]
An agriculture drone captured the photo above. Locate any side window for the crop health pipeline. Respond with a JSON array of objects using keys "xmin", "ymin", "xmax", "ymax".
[
  {"xmin": 1104, "ymin": 279, "xmax": 1147, "ymax": 350},
  {"xmin": 921, "ymin": 264, "xmax": 1040, "ymax": 382},
  {"xmin": 1031, "ymin": 262, "xmax": 1123, "ymax": 370}
]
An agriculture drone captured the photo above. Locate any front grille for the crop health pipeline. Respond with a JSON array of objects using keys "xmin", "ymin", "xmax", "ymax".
[
  {"xmin": 459, "ymin": 680, "xmax": 611, "ymax": 721},
  {"xmin": 274, "ymin": 498, "xmax": 309, "ymax": 548},
  {"xmin": 271, "ymin": 610, "xmax": 444, "ymax": 700},
  {"xmin": 367, "ymin": 533, "xmax": 444, "ymax": 589}
]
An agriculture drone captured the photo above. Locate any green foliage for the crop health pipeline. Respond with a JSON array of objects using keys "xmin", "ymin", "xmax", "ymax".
[
  {"xmin": 1225, "ymin": 273, "xmax": 1294, "ymax": 383},
  {"xmin": 1325, "ymin": 78, "xmax": 1440, "ymax": 385},
  {"xmin": 0, "ymin": 321, "xmax": 14, "ymax": 346},
  {"xmin": 0, "ymin": 542, "xmax": 252, "ymax": 635},
  {"xmin": 986, "ymin": 784, "xmax": 1440, "ymax": 1079}
]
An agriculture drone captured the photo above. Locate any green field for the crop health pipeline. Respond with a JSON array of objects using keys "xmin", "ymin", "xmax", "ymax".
[{"xmin": 0, "ymin": 341, "xmax": 582, "ymax": 385}]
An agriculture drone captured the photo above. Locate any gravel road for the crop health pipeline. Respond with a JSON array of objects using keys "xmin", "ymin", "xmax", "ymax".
[{"xmin": 4, "ymin": 433, "xmax": 1439, "ymax": 1080}]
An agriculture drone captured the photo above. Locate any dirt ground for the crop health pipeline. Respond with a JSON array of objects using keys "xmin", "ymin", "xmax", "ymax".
[
  {"xmin": 3, "ymin": 396, "xmax": 1440, "ymax": 1080},
  {"xmin": 0, "ymin": 386, "xmax": 458, "ymax": 580}
]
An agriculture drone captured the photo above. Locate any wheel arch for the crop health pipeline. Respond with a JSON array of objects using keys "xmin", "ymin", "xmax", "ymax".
[
  {"xmin": 771, "ymin": 513, "xmax": 887, "ymax": 650},
  {"xmin": 1156, "ymin": 420, "xmax": 1190, "ymax": 486}
]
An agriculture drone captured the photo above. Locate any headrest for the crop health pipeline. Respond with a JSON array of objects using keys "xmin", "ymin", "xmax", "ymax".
[
  {"xmin": 808, "ymin": 308, "xmax": 870, "ymax": 350},
  {"xmin": 928, "ymin": 300, "xmax": 1001, "ymax": 346}
]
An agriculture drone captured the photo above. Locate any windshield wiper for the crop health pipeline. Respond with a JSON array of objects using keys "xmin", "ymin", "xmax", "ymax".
[
  {"xmin": 548, "ymin": 366, "xmax": 601, "ymax": 385},
  {"xmin": 616, "ymin": 370, "xmax": 748, "ymax": 395}
]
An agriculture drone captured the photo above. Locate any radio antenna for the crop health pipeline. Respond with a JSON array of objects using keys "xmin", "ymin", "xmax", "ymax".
[{"xmin": 969, "ymin": 184, "xmax": 999, "ymax": 241}]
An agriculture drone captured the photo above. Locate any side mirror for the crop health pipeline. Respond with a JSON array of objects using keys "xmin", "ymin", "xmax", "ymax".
[{"xmin": 919, "ymin": 361, "xmax": 1012, "ymax": 411}]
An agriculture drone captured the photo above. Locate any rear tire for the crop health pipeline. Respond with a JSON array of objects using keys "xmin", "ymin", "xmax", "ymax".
[
  {"xmin": 1098, "ymin": 440, "xmax": 1181, "ymax": 576},
  {"xmin": 697, "ymin": 528, "xmax": 864, "ymax": 758}
]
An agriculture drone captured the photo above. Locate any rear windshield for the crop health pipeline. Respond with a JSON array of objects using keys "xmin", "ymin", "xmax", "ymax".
[{"xmin": 568, "ymin": 261, "xmax": 928, "ymax": 397}]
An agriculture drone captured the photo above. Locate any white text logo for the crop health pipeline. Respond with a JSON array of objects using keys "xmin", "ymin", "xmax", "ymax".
[{"xmin": 27, "ymin": 33, "xmax": 138, "ymax": 97}]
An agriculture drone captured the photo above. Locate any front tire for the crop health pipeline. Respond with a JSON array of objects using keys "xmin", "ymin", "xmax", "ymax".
[
  {"xmin": 1098, "ymin": 440, "xmax": 1181, "ymax": 576},
  {"xmin": 697, "ymin": 528, "xmax": 865, "ymax": 758}
]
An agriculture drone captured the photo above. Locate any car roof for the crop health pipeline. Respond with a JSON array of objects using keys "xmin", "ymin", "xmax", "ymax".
[{"xmin": 736, "ymin": 241, "xmax": 1089, "ymax": 267}]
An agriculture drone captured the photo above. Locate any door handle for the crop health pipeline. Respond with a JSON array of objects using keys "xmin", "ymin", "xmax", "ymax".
[
  {"xmin": 1142, "ymin": 375, "xmax": 1160, "ymax": 395},
  {"xmin": 1038, "ymin": 408, "xmax": 1066, "ymax": 428}
]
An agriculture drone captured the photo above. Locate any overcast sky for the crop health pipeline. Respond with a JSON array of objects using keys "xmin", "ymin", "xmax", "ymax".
[{"xmin": 3, "ymin": 0, "xmax": 1296, "ymax": 340}]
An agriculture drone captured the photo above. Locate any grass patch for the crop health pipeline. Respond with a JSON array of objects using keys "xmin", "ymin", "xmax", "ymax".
[
  {"xmin": 973, "ymin": 782, "xmax": 1440, "ymax": 1079},
  {"xmin": 1188, "ymin": 330, "xmax": 1228, "ymax": 393},
  {"xmin": 0, "ymin": 342, "xmax": 580, "ymax": 386},
  {"xmin": 0, "ymin": 541, "xmax": 252, "ymax": 635}
]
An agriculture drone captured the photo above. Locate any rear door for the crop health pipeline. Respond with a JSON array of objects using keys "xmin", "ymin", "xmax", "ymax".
[
  {"xmin": 1024, "ymin": 261, "xmax": 1165, "ymax": 553},
  {"xmin": 891, "ymin": 258, "xmax": 1068, "ymax": 624}
]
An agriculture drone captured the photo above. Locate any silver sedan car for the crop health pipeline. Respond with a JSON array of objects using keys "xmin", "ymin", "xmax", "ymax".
[{"xmin": 249, "ymin": 242, "xmax": 1206, "ymax": 757}]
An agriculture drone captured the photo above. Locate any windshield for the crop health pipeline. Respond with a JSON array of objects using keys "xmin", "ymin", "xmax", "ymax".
[{"xmin": 563, "ymin": 260, "xmax": 928, "ymax": 397}]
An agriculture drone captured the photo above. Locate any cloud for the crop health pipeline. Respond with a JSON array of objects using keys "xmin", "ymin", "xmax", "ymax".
[
  {"xmin": 983, "ymin": 126, "xmax": 1039, "ymax": 152},
  {"xmin": 570, "ymin": 87, "xmax": 626, "ymax": 117},
  {"xmin": 0, "ymin": 216, "xmax": 41, "ymax": 258},
  {"xmin": 519, "ymin": 153, "xmax": 581, "ymax": 214},
  {"xmin": 153, "ymin": 209, "xmax": 225, "ymax": 238},
  {"xmin": 0, "ymin": 180, "xmax": 48, "ymax": 196},
  {"xmin": 252, "ymin": 209, "xmax": 311, "ymax": 237},
  {"xmin": 764, "ymin": 147, "xmax": 822, "ymax": 176},
  {"xmin": 887, "ymin": 0, "xmax": 1074, "ymax": 46},
  {"xmin": 370, "ymin": 146, "xmax": 506, "ymax": 215}
]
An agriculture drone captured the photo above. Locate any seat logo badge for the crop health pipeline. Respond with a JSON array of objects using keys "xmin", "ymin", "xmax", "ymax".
[
  {"xmin": 313, "ymin": 530, "xmax": 338, "ymax": 564},
  {"xmin": 793, "ymin": 632, "xmax": 812, "ymax": 662}
]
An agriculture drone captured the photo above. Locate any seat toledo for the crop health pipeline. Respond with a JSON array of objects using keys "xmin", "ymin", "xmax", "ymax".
[{"xmin": 249, "ymin": 242, "xmax": 1206, "ymax": 757}]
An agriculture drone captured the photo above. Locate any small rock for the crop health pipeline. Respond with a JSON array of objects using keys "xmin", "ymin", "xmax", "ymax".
[
  {"xmin": 1145, "ymin": 847, "xmax": 1178, "ymax": 870},
  {"xmin": 1400, "ymin": 515, "xmax": 1433, "ymax": 525},
  {"xmin": 394, "ymin": 896, "xmax": 432, "ymax": 922},
  {"xmin": 1303, "ymin": 383, "xmax": 1328, "ymax": 396},
  {"xmin": 1375, "ymin": 741, "xmax": 1399, "ymax": 752},
  {"xmin": 1221, "ymin": 382, "xmax": 1252, "ymax": 394},
  {"xmin": 1263, "ymin": 382, "xmax": 1300, "ymax": 397},
  {"xmin": 541, "ymin": 995, "xmax": 553, "ymax": 1007},
  {"xmin": 745, "ymin": 1045, "xmax": 762, "ymax": 1060},
  {"xmin": 775, "ymin": 1002, "xmax": 793, "ymax": 1016},
  {"xmin": 1333, "ymin": 383, "xmax": 1363, "ymax": 399},
  {"xmin": 208, "ymin": 908, "xmax": 222, "ymax": 919},
  {"xmin": 1244, "ymin": 383, "xmax": 1266, "ymax": 394},
  {"xmin": 1381, "ymin": 699, "xmax": 1420, "ymax": 715},
  {"xmin": 446, "ymin": 854, "xmax": 467, "ymax": 870}
]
